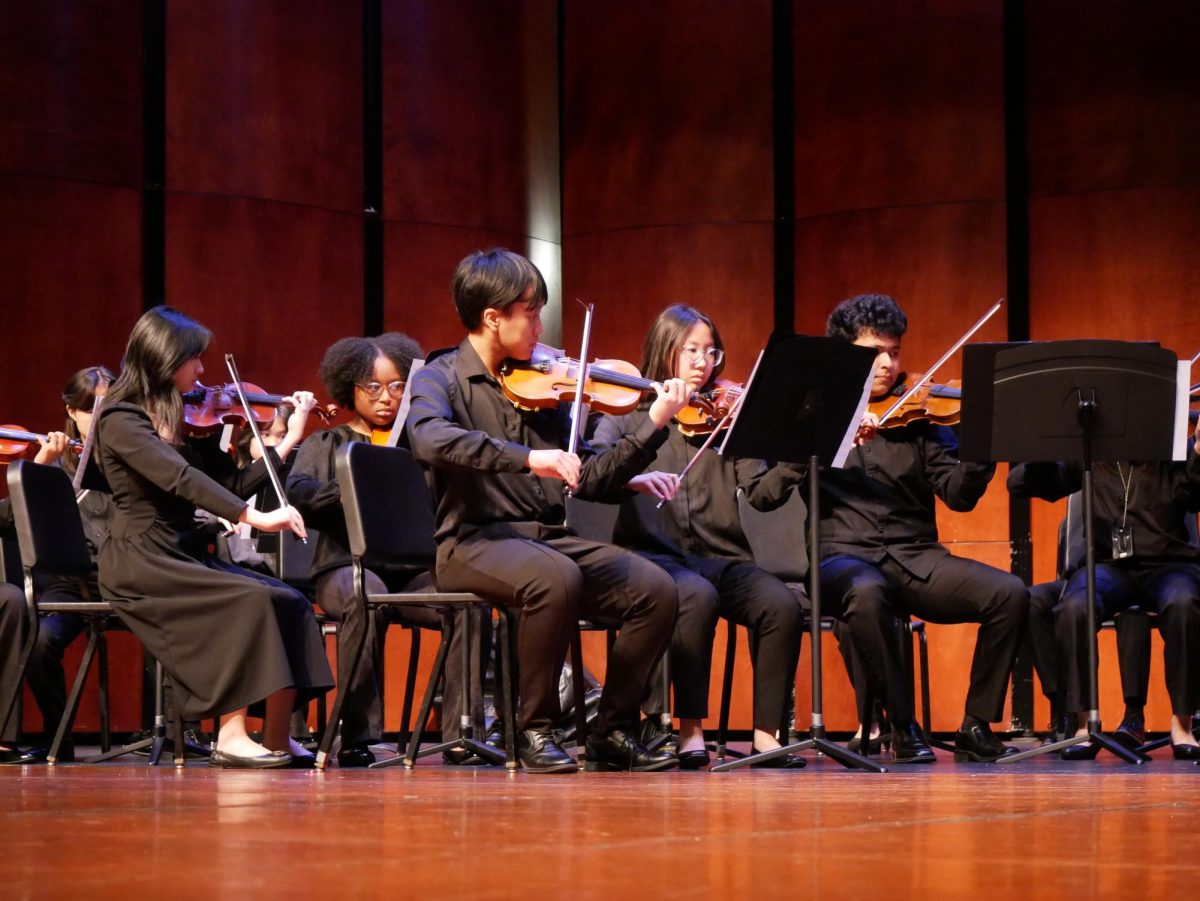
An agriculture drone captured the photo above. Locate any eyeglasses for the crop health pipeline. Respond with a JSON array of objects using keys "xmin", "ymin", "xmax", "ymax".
[
  {"xmin": 680, "ymin": 346, "xmax": 724, "ymax": 367},
  {"xmin": 356, "ymin": 380, "xmax": 405, "ymax": 401}
]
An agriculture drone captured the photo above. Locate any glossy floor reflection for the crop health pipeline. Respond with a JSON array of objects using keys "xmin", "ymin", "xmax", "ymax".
[{"xmin": 2, "ymin": 743, "xmax": 1198, "ymax": 899}]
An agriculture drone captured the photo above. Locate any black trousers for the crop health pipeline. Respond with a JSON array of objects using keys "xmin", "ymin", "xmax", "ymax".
[
  {"xmin": 25, "ymin": 609, "xmax": 87, "ymax": 737},
  {"xmin": 437, "ymin": 525, "xmax": 677, "ymax": 735},
  {"xmin": 315, "ymin": 566, "xmax": 443, "ymax": 745},
  {"xmin": 0, "ymin": 584, "xmax": 25, "ymax": 744},
  {"xmin": 820, "ymin": 553, "xmax": 1028, "ymax": 724},
  {"xmin": 640, "ymin": 555, "xmax": 803, "ymax": 731},
  {"xmin": 1056, "ymin": 561, "xmax": 1200, "ymax": 718},
  {"xmin": 1027, "ymin": 579, "xmax": 1152, "ymax": 715}
]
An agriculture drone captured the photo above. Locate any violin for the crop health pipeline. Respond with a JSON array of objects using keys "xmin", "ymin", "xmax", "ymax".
[
  {"xmin": 674, "ymin": 379, "xmax": 745, "ymax": 437},
  {"xmin": 499, "ymin": 343, "xmax": 720, "ymax": 419},
  {"xmin": 181, "ymin": 381, "xmax": 336, "ymax": 437},
  {"xmin": 868, "ymin": 373, "xmax": 962, "ymax": 431},
  {"xmin": 0, "ymin": 425, "xmax": 82, "ymax": 462}
]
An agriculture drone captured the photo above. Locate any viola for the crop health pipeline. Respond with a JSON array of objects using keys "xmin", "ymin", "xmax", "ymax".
[
  {"xmin": 0, "ymin": 425, "xmax": 82, "ymax": 462},
  {"xmin": 181, "ymin": 381, "xmax": 336, "ymax": 437},
  {"xmin": 499, "ymin": 343, "xmax": 719, "ymax": 419},
  {"xmin": 868, "ymin": 373, "xmax": 962, "ymax": 430}
]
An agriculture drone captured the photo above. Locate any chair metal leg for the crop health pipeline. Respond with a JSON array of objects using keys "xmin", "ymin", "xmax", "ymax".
[
  {"xmin": 50, "ymin": 629, "xmax": 99, "ymax": 765},
  {"xmin": 401, "ymin": 619, "xmax": 452, "ymax": 767},
  {"xmin": 715, "ymin": 620, "xmax": 737, "ymax": 759},
  {"xmin": 497, "ymin": 612, "xmax": 518, "ymax": 769},
  {"xmin": 396, "ymin": 627, "xmax": 421, "ymax": 757},
  {"xmin": 97, "ymin": 630, "xmax": 111, "ymax": 753},
  {"xmin": 569, "ymin": 626, "xmax": 588, "ymax": 755}
]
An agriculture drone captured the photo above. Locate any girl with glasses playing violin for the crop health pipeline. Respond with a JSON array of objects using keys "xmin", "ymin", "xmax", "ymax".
[
  {"xmin": 591, "ymin": 304, "xmax": 811, "ymax": 769},
  {"xmin": 286, "ymin": 332, "xmax": 449, "ymax": 767}
]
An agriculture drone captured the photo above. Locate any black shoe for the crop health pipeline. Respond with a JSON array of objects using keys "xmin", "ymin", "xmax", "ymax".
[
  {"xmin": 954, "ymin": 722, "xmax": 1013, "ymax": 762},
  {"xmin": 585, "ymin": 729, "xmax": 678, "ymax": 772},
  {"xmin": 847, "ymin": 734, "xmax": 883, "ymax": 754},
  {"xmin": 749, "ymin": 748, "xmax": 807, "ymax": 769},
  {"xmin": 636, "ymin": 716, "xmax": 678, "ymax": 756},
  {"xmin": 0, "ymin": 747, "xmax": 37, "ymax": 766},
  {"xmin": 1171, "ymin": 741, "xmax": 1200, "ymax": 761},
  {"xmin": 442, "ymin": 747, "xmax": 489, "ymax": 766},
  {"xmin": 209, "ymin": 749, "xmax": 291, "ymax": 769},
  {"xmin": 516, "ymin": 729, "xmax": 578, "ymax": 774},
  {"xmin": 676, "ymin": 748, "xmax": 711, "ymax": 770},
  {"xmin": 1060, "ymin": 737, "xmax": 1100, "ymax": 760},
  {"xmin": 286, "ymin": 750, "xmax": 317, "ymax": 769},
  {"xmin": 891, "ymin": 722, "xmax": 936, "ymax": 764},
  {"xmin": 484, "ymin": 720, "xmax": 506, "ymax": 750},
  {"xmin": 337, "ymin": 741, "xmax": 376, "ymax": 768},
  {"xmin": 1113, "ymin": 714, "xmax": 1146, "ymax": 751}
]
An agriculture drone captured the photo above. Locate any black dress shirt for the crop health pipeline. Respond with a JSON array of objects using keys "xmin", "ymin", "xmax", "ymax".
[
  {"xmin": 406, "ymin": 339, "xmax": 669, "ymax": 562},
  {"xmin": 817, "ymin": 422, "xmax": 996, "ymax": 579}
]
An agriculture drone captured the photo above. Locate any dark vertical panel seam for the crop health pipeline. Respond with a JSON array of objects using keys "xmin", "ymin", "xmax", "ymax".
[
  {"xmin": 142, "ymin": 0, "xmax": 166, "ymax": 311},
  {"xmin": 1004, "ymin": 0, "xmax": 1035, "ymax": 734},
  {"xmin": 363, "ymin": 0, "xmax": 384, "ymax": 336},
  {"xmin": 772, "ymin": 0, "xmax": 796, "ymax": 336}
]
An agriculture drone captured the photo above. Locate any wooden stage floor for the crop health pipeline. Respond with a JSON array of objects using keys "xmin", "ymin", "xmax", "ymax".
[{"xmin": 2, "ymin": 743, "xmax": 1198, "ymax": 899}]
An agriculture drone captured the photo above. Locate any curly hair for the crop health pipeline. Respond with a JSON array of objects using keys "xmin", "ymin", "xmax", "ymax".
[
  {"xmin": 826, "ymin": 294, "xmax": 908, "ymax": 342},
  {"xmin": 319, "ymin": 332, "xmax": 425, "ymax": 408}
]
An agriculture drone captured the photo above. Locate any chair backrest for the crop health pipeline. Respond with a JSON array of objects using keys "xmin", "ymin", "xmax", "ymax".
[
  {"xmin": 6, "ymin": 460, "xmax": 93, "ymax": 579},
  {"xmin": 565, "ymin": 496, "xmax": 618, "ymax": 543},
  {"xmin": 737, "ymin": 486, "xmax": 809, "ymax": 582},
  {"xmin": 335, "ymin": 442, "xmax": 437, "ymax": 568},
  {"xmin": 0, "ymin": 535, "xmax": 21, "ymax": 586}
]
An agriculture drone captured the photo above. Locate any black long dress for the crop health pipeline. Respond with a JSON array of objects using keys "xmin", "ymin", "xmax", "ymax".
[{"xmin": 95, "ymin": 402, "xmax": 333, "ymax": 720}]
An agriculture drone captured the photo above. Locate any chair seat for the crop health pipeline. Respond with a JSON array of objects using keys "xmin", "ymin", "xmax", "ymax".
[{"xmin": 366, "ymin": 591, "xmax": 486, "ymax": 607}]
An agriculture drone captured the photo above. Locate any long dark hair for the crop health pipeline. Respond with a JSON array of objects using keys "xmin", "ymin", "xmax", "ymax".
[
  {"xmin": 106, "ymin": 306, "xmax": 212, "ymax": 440},
  {"xmin": 640, "ymin": 304, "xmax": 726, "ymax": 389},
  {"xmin": 59, "ymin": 365, "xmax": 116, "ymax": 475}
]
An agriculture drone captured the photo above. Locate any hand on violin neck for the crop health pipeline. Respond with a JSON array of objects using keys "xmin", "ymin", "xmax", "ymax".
[
  {"xmin": 527, "ymin": 448, "xmax": 581, "ymax": 490},
  {"xmin": 648, "ymin": 378, "xmax": 690, "ymax": 429},
  {"xmin": 33, "ymin": 431, "xmax": 71, "ymax": 466},
  {"xmin": 854, "ymin": 412, "xmax": 880, "ymax": 446},
  {"xmin": 628, "ymin": 471, "xmax": 680, "ymax": 502}
]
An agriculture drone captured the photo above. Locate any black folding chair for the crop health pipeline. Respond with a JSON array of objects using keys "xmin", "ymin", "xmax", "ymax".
[
  {"xmin": 316, "ymin": 442, "xmax": 516, "ymax": 770},
  {"xmin": 5, "ymin": 460, "xmax": 186, "ymax": 766}
]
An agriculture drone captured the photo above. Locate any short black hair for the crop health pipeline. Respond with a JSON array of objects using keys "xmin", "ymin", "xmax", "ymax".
[
  {"xmin": 826, "ymin": 294, "xmax": 908, "ymax": 342},
  {"xmin": 319, "ymin": 332, "xmax": 424, "ymax": 408},
  {"xmin": 451, "ymin": 248, "xmax": 547, "ymax": 331}
]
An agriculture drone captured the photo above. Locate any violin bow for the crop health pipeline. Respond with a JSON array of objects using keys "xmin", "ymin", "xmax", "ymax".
[
  {"xmin": 566, "ymin": 299, "xmax": 595, "ymax": 459},
  {"xmin": 877, "ymin": 297, "xmax": 1004, "ymax": 426},
  {"xmin": 71, "ymin": 394, "xmax": 106, "ymax": 495},
  {"xmin": 654, "ymin": 384, "xmax": 753, "ymax": 510},
  {"xmin": 224, "ymin": 354, "xmax": 304, "ymax": 543}
]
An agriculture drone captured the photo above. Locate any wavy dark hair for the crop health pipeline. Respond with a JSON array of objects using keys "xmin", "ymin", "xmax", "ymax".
[
  {"xmin": 826, "ymin": 294, "xmax": 908, "ymax": 342},
  {"xmin": 640, "ymin": 304, "xmax": 726, "ymax": 389},
  {"xmin": 105, "ymin": 306, "xmax": 212, "ymax": 440},
  {"xmin": 319, "ymin": 332, "xmax": 424, "ymax": 409},
  {"xmin": 451, "ymin": 248, "xmax": 547, "ymax": 331}
]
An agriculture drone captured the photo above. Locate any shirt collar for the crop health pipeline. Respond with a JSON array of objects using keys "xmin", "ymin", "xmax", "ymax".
[{"xmin": 456, "ymin": 337, "xmax": 497, "ymax": 385}]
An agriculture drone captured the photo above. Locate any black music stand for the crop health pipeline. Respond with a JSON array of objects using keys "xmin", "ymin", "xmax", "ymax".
[
  {"xmin": 961, "ymin": 339, "xmax": 1185, "ymax": 766},
  {"xmin": 710, "ymin": 334, "xmax": 885, "ymax": 773}
]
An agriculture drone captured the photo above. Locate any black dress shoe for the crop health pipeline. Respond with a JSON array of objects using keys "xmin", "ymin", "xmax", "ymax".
[
  {"xmin": 0, "ymin": 747, "xmax": 37, "ymax": 766},
  {"xmin": 442, "ymin": 747, "xmax": 489, "ymax": 766},
  {"xmin": 636, "ymin": 716, "xmax": 678, "ymax": 756},
  {"xmin": 1171, "ymin": 741, "xmax": 1200, "ymax": 761},
  {"xmin": 1113, "ymin": 714, "xmax": 1146, "ymax": 751},
  {"xmin": 676, "ymin": 748, "xmax": 711, "ymax": 770},
  {"xmin": 209, "ymin": 749, "xmax": 292, "ymax": 769},
  {"xmin": 516, "ymin": 729, "xmax": 578, "ymax": 774},
  {"xmin": 891, "ymin": 722, "xmax": 936, "ymax": 764},
  {"xmin": 749, "ymin": 748, "xmax": 807, "ymax": 769},
  {"xmin": 337, "ymin": 741, "xmax": 376, "ymax": 768},
  {"xmin": 847, "ymin": 734, "xmax": 883, "ymax": 754},
  {"xmin": 954, "ymin": 722, "xmax": 1013, "ymax": 762},
  {"xmin": 1060, "ymin": 738, "xmax": 1101, "ymax": 760},
  {"xmin": 585, "ymin": 729, "xmax": 678, "ymax": 772},
  {"xmin": 286, "ymin": 750, "xmax": 317, "ymax": 769}
]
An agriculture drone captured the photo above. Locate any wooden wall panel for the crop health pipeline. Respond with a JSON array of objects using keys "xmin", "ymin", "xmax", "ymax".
[
  {"xmin": 166, "ymin": 0, "xmax": 362, "ymax": 213},
  {"xmin": 0, "ymin": 1, "xmax": 142, "ymax": 187},
  {"xmin": 164, "ymin": 195, "xmax": 362, "ymax": 395}
]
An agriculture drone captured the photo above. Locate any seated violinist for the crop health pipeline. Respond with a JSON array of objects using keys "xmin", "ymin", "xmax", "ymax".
[
  {"xmin": 817, "ymin": 294, "xmax": 1028, "ymax": 763},
  {"xmin": 1008, "ymin": 417, "xmax": 1200, "ymax": 760},
  {"xmin": 406, "ymin": 248, "xmax": 690, "ymax": 773},
  {"xmin": 286, "ymin": 332, "xmax": 457, "ymax": 768},
  {"xmin": 591, "ymin": 304, "xmax": 808, "ymax": 769}
]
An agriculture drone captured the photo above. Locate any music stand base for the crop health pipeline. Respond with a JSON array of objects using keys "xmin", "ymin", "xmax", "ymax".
[
  {"xmin": 711, "ymin": 735, "xmax": 887, "ymax": 773},
  {"xmin": 996, "ymin": 728, "xmax": 1147, "ymax": 765}
]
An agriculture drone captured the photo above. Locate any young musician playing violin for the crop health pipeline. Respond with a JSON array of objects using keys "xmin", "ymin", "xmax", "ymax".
[
  {"xmin": 1008, "ymin": 420, "xmax": 1200, "ymax": 759},
  {"xmin": 820, "ymin": 294, "xmax": 1028, "ymax": 763},
  {"xmin": 406, "ymin": 248, "xmax": 690, "ymax": 773},
  {"xmin": 0, "ymin": 367, "xmax": 108, "ymax": 763},
  {"xmin": 591, "ymin": 304, "xmax": 808, "ymax": 768},
  {"xmin": 286, "ymin": 332, "xmax": 456, "ymax": 768},
  {"xmin": 94, "ymin": 305, "xmax": 332, "ymax": 769}
]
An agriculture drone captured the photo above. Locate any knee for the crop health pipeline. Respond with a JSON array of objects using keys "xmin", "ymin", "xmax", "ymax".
[
  {"xmin": 522, "ymin": 559, "xmax": 583, "ymax": 617},
  {"xmin": 675, "ymin": 580, "xmax": 719, "ymax": 632},
  {"xmin": 990, "ymin": 576, "xmax": 1029, "ymax": 624},
  {"xmin": 1055, "ymin": 592, "xmax": 1090, "ymax": 629},
  {"xmin": 1157, "ymin": 587, "xmax": 1200, "ymax": 622},
  {"xmin": 841, "ymin": 576, "xmax": 892, "ymax": 622}
]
